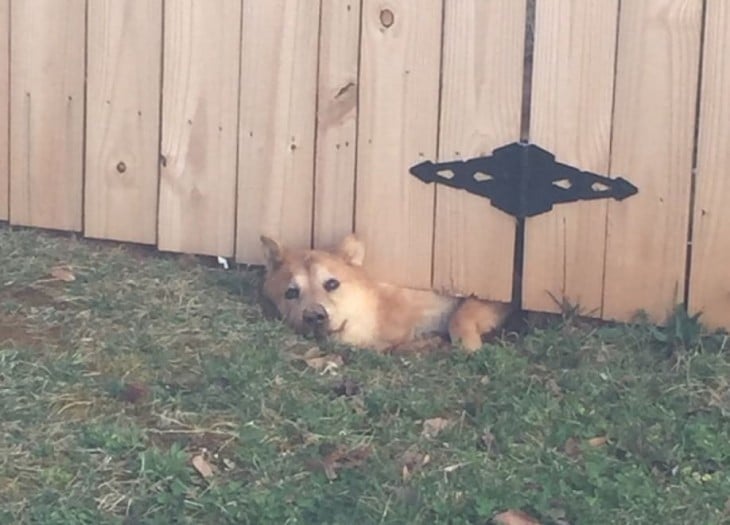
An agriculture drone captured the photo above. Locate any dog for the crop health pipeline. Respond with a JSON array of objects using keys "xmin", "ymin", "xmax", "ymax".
[{"xmin": 259, "ymin": 233, "xmax": 513, "ymax": 352}]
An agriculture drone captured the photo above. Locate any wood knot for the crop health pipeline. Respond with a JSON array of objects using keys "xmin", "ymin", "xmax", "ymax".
[
  {"xmin": 379, "ymin": 8, "xmax": 394, "ymax": 28},
  {"xmin": 116, "ymin": 161, "xmax": 127, "ymax": 173}
]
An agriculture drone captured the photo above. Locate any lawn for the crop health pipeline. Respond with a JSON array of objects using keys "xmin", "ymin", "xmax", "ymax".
[{"xmin": 1, "ymin": 224, "xmax": 729, "ymax": 525}]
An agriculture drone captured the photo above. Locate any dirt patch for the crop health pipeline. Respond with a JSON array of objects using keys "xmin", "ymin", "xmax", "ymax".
[
  {"xmin": 0, "ymin": 285, "xmax": 66, "ymax": 347},
  {"xmin": 0, "ymin": 316, "xmax": 39, "ymax": 346},
  {"xmin": 0, "ymin": 285, "xmax": 58, "ymax": 308},
  {"xmin": 0, "ymin": 312, "xmax": 62, "ymax": 347}
]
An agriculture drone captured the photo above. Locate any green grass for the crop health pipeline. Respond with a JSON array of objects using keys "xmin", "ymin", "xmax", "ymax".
[{"xmin": 1, "ymin": 224, "xmax": 729, "ymax": 525}]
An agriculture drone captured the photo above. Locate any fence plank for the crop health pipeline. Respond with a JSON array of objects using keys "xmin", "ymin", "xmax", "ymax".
[
  {"xmin": 9, "ymin": 0, "xmax": 84, "ymax": 230},
  {"xmin": 522, "ymin": 0, "xmax": 619, "ymax": 316},
  {"xmin": 356, "ymin": 0, "xmax": 442, "ymax": 289},
  {"xmin": 312, "ymin": 0, "xmax": 360, "ymax": 249},
  {"xmin": 236, "ymin": 0, "xmax": 321, "ymax": 263},
  {"xmin": 0, "ymin": 0, "xmax": 7, "ymax": 220},
  {"xmin": 85, "ymin": 0, "xmax": 162, "ymax": 244},
  {"xmin": 688, "ymin": 0, "xmax": 730, "ymax": 329},
  {"xmin": 432, "ymin": 0, "xmax": 525, "ymax": 301},
  {"xmin": 158, "ymin": 0, "xmax": 241, "ymax": 257},
  {"xmin": 602, "ymin": 0, "xmax": 702, "ymax": 322}
]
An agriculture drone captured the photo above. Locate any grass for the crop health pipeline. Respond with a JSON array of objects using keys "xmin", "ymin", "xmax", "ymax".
[{"xmin": 1, "ymin": 224, "xmax": 729, "ymax": 525}]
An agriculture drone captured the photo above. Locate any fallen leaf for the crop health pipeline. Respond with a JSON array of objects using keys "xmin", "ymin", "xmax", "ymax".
[
  {"xmin": 492, "ymin": 509, "xmax": 542, "ymax": 525},
  {"xmin": 563, "ymin": 437, "xmax": 582, "ymax": 459},
  {"xmin": 305, "ymin": 354, "xmax": 344, "ymax": 374},
  {"xmin": 318, "ymin": 444, "xmax": 372, "ymax": 480},
  {"xmin": 399, "ymin": 447, "xmax": 430, "ymax": 481},
  {"xmin": 421, "ymin": 417, "xmax": 452, "ymax": 438},
  {"xmin": 477, "ymin": 429, "xmax": 500, "ymax": 456},
  {"xmin": 117, "ymin": 382, "xmax": 149, "ymax": 404},
  {"xmin": 587, "ymin": 436, "xmax": 608, "ymax": 447},
  {"xmin": 192, "ymin": 455, "xmax": 214, "ymax": 479},
  {"xmin": 332, "ymin": 376, "xmax": 360, "ymax": 397},
  {"xmin": 443, "ymin": 462, "xmax": 469, "ymax": 473},
  {"xmin": 544, "ymin": 377, "xmax": 563, "ymax": 397},
  {"xmin": 303, "ymin": 346, "xmax": 323, "ymax": 359},
  {"xmin": 50, "ymin": 265, "xmax": 76, "ymax": 282}
]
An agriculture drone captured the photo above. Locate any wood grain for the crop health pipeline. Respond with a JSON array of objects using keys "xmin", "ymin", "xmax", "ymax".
[
  {"xmin": 9, "ymin": 0, "xmax": 85, "ymax": 230},
  {"xmin": 0, "ymin": 0, "xmax": 8, "ymax": 221},
  {"xmin": 159, "ymin": 0, "xmax": 241, "ymax": 256},
  {"xmin": 602, "ymin": 0, "xmax": 702, "ymax": 322},
  {"xmin": 236, "ymin": 0, "xmax": 321, "ymax": 263},
  {"xmin": 522, "ymin": 0, "xmax": 619, "ymax": 316},
  {"xmin": 312, "ymin": 0, "xmax": 361, "ymax": 250},
  {"xmin": 85, "ymin": 0, "xmax": 162, "ymax": 244},
  {"xmin": 688, "ymin": 0, "xmax": 730, "ymax": 328},
  {"xmin": 355, "ymin": 0, "xmax": 443, "ymax": 289},
  {"xmin": 432, "ymin": 0, "xmax": 525, "ymax": 301}
]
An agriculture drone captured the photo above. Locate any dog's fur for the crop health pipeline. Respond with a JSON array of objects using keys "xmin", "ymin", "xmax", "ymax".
[{"xmin": 259, "ymin": 233, "xmax": 513, "ymax": 352}]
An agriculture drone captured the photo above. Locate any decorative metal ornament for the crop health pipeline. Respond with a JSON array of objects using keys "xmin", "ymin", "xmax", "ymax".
[{"xmin": 410, "ymin": 141, "xmax": 638, "ymax": 219}]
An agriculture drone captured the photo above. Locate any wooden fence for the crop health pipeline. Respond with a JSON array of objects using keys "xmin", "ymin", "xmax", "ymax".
[{"xmin": 0, "ymin": 0, "xmax": 728, "ymax": 330}]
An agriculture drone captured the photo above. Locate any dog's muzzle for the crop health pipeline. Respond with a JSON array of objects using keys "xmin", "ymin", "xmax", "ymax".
[{"xmin": 302, "ymin": 304, "xmax": 329, "ymax": 338}]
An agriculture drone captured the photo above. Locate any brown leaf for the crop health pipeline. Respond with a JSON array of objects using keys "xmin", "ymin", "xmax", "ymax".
[
  {"xmin": 544, "ymin": 377, "xmax": 563, "ymax": 397},
  {"xmin": 421, "ymin": 417, "xmax": 452, "ymax": 438},
  {"xmin": 587, "ymin": 436, "xmax": 608, "ymax": 447},
  {"xmin": 493, "ymin": 509, "xmax": 542, "ymax": 525},
  {"xmin": 332, "ymin": 376, "xmax": 361, "ymax": 397},
  {"xmin": 399, "ymin": 447, "xmax": 430, "ymax": 481},
  {"xmin": 191, "ymin": 455, "xmax": 214, "ymax": 479},
  {"xmin": 401, "ymin": 464, "xmax": 411, "ymax": 482},
  {"xmin": 50, "ymin": 265, "xmax": 76, "ymax": 282},
  {"xmin": 305, "ymin": 354, "xmax": 344, "ymax": 373},
  {"xmin": 563, "ymin": 437, "xmax": 582, "ymax": 459},
  {"xmin": 303, "ymin": 346, "xmax": 323, "ymax": 359},
  {"xmin": 319, "ymin": 444, "xmax": 372, "ymax": 480},
  {"xmin": 478, "ymin": 429, "xmax": 500, "ymax": 456},
  {"xmin": 117, "ymin": 382, "xmax": 149, "ymax": 404}
]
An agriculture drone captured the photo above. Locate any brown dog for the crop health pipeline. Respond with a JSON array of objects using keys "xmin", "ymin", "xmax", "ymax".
[{"xmin": 259, "ymin": 233, "xmax": 512, "ymax": 352}]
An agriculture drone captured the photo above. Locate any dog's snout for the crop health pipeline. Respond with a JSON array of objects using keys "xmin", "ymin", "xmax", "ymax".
[{"xmin": 303, "ymin": 304, "xmax": 328, "ymax": 326}]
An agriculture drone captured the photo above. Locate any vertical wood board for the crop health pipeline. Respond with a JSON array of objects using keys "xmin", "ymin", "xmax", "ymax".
[
  {"xmin": 432, "ymin": 0, "xmax": 525, "ymax": 301},
  {"xmin": 688, "ymin": 0, "xmax": 730, "ymax": 328},
  {"xmin": 85, "ymin": 0, "xmax": 162, "ymax": 244},
  {"xmin": 602, "ymin": 0, "xmax": 702, "ymax": 322},
  {"xmin": 0, "ymin": 0, "xmax": 8, "ymax": 221},
  {"xmin": 236, "ymin": 0, "xmax": 321, "ymax": 263},
  {"xmin": 159, "ymin": 0, "xmax": 241, "ymax": 256},
  {"xmin": 355, "ymin": 0, "xmax": 443, "ymax": 288},
  {"xmin": 312, "ymin": 0, "xmax": 361, "ymax": 250},
  {"xmin": 522, "ymin": 0, "xmax": 619, "ymax": 316},
  {"xmin": 9, "ymin": 0, "xmax": 85, "ymax": 231}
]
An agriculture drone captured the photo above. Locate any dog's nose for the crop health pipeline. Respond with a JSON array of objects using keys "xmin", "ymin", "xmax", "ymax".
[{"xmin": 302, "ymin": 304, "xmax": 328, "ymax": 326}]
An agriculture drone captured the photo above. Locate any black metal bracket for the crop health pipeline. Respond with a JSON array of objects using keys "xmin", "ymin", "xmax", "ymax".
[{"xmin": 409, "ymin": 141, "xmax": 638, "ymax": 219}]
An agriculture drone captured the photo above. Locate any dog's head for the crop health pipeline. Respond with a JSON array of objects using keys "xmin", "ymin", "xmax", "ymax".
[{"xmin": 259, "ymin": 233, "xmax": 370, "ymax": 341}]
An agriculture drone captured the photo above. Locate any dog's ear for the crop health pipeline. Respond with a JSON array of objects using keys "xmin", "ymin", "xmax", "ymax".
[
  {"xmin": 336, "ymin": 233, "xmax": 365, "ymax": 266},
  {"xmin": 260, "ymin": 235, "xmax": 285, "ymax": 271}
]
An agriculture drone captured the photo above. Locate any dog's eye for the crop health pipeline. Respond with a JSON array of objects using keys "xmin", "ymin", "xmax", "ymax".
[
  {"xmin": 323, "ymin": 278, "xmax": 340, "ymax": 292},
  {"xmin": 284, "ymin": 286, "xmax": 299, "ymax": 300}
]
